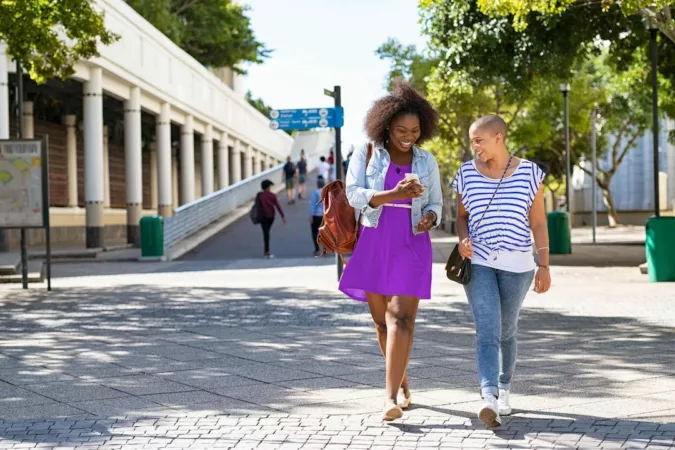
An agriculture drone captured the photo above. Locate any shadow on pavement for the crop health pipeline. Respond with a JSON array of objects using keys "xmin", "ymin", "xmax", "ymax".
[{"xmin": 0, "ymin": 282, "xmax": 671, "ymax": 439}]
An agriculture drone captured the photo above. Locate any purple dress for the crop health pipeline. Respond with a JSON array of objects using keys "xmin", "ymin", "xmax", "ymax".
[{"xmin": 339, "ymin": 163, "xmax": 433, "ymax": 302}]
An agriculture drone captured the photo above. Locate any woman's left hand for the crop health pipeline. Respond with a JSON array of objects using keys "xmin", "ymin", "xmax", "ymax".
[
  {"xmin": 416, "ymin": 211, "xmax": 436, "ymax": 233},
  {"xmin": 534, "ymin": 266, "xmax": 551, "ymax": 294}
]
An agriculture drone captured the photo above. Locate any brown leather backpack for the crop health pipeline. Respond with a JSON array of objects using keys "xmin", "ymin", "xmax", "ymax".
[{"xmin": 317, "ymin": 143, "xmax": 373, "ymax": 263}]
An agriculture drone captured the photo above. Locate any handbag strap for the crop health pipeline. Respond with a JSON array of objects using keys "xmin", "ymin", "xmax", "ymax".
[{"xmin": 470, "ymin": 154, "xmax": 513, "ymax": 237}]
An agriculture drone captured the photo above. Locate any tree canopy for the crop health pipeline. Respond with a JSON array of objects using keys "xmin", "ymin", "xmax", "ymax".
[
  {"xmin": 476, "ymin": 0, "xmax": 675, "ymax": 43},
  {"xmin": 125, "ymin": 0, "xmax": 270, "ymax": 72},
  {"xmin": 0, "ymin": 0, "xmax": 119, "ymax": 83}
]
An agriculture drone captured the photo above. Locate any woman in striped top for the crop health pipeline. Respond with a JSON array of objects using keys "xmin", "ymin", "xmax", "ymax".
[{"xmin": 453, "ymin": 115, "xmax": 551, "ymax": 427}]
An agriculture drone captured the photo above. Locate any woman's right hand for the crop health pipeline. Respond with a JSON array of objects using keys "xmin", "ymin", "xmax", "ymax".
[
  {"xmin": 459, "ymin": 237, "xmax": 473, "ymax": 259},
  {"xmin": 392, "ymin": 179, "xmax": 424, "ymax": 200}
]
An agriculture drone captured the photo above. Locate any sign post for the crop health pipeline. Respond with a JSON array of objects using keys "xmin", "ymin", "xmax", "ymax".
[
  {"xmin": 0, "ymin": 138, "xmax": 52, "ymax": 290},
  {"xmin": 324, "ymin": 86, "xmax": 344, "ymax": 280},
  {"xmin": 268, "ymin": 92, "xmax": 345, "ymax": 280}
]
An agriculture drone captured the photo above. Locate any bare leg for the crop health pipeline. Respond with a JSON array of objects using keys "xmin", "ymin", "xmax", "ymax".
[
  {"xmin": 384, "ymin": 296, "xmax": 419, "ymax": 403},
  {"xmin": 366, "ymin": 294, "xmax": 410, "ymax": 394}
]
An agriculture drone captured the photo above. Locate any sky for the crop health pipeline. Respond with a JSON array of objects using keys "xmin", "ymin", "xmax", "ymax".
[{"xmin": 242, "ymin": 0, "xmax": 427, "ymax": 155}]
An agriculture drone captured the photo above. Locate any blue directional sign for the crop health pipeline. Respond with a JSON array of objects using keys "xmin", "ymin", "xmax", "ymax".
[{"xmin": 269, "ymin": 107, "xmax": 344, "ymax": 131}]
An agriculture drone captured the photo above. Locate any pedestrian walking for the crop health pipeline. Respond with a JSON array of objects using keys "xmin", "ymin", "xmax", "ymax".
[
  {"xmin": 338, "ymin": 80, "xmax": 442, "ymax": 421},
  {"xmin": 256, "ymin": 179, "xmax": 286, "ymax": 259},
  {"xmin": 283, "ymin": 156, "xmax": 296, "ymax": 204},
  {"xmin": 453, "ymin": 114, "xmax": 551, "ymax": 427},
  {"xmin": 297, "ymin": 154, "xmax": 308, "ymax": 200},
  {"xmin": 309, "ymin": 176, "xmax": 326, "ymax": 257},
  {"xmin": 317, "ymin": 156, "xmax": 330, "ymax": 182}
]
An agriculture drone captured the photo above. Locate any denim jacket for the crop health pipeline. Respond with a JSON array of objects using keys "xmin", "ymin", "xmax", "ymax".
[{"xmin": 345, "ymin": 142, "xmax": 443, "ymax": 235}]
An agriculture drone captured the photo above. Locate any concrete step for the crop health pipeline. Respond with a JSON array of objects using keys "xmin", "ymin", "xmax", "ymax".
[
  {"xmin": 0, "ymin": 253, "xmax": 20, "ymax": 276},
  {"xmin": 0, "ymin": 260, "xmax": 44, "ymax": 284}
]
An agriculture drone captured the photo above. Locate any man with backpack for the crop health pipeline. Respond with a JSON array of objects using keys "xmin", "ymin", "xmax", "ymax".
[
  {"xmin": 254, "ymin": 179, "xmax": 286, "ymax": 259},
  {"xmin": 283, "ymin": 156, "xmax": 297, "ymax": 204}
]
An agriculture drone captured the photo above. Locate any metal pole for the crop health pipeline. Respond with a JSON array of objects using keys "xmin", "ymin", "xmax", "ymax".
[
  {"xmin": 564, "ymin": 90, "xmax": 571, "ymax": 214},
  {"xmin": 650, "ymin": 28, "xmax": 660, "ymax": 217},
  {"xmin": 15, "ymin": 62, "xmax": 28, "ymax": 289},
  {"xmin": 333, "ymin": 85, "xmax": 344, "ymax": 280},
  {"xmin": 591, "ymin": 108, "xmax": 597, "ymax": 244}
]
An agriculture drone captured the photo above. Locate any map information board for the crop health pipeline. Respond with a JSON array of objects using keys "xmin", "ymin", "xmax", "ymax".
[{"xmin": 0, "ymin": 140, "xmax": 44, "ymax": 227}]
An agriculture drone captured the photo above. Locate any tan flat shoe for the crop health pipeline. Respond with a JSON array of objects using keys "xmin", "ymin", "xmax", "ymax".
[
  {"xmin": 382, "ymin": 402, "xmax": 403, "ymax": 421},
  {"xmin": 399, "ymin": 389, "xmax": 412, "ymax": 410}
]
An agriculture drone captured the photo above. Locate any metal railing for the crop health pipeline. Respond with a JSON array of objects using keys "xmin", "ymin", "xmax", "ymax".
[
  {"xmin": 163, "ymin": 166, "xmax": 284, "ymax": 250},
  {"xmin": 162, "ymin": 148, "xmax": 327, "ymax": 252}
]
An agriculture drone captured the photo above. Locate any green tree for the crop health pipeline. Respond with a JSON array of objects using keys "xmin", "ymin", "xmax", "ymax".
[
  {"xmin": 476, "ymin": 0, "xmax": 675, "ymax": 43},
  {"xmin": 125, "ymin": 0, "xmax": 270, "ymax": 72},
  {"xmin": 245, "ymin": 91, "xmax": 294, "ymax": 136},
  {"xmin": 0, "ymin": 0, "xmax": 119, "ymax": 83}
]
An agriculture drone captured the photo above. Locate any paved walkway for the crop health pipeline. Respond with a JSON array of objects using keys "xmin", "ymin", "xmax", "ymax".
[
  {"xmin": 183, "ymin": 172, "xmax": 326, "ymax": 261},
  {"xmin": 0, "ymin": 192, "xmax": 673, "ymax": 449},
  {"xmin": 0, "ymin": 245, "xmax": 672, "ymax": 448}
]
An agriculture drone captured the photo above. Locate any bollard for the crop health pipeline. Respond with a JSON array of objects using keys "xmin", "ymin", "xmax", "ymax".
[
  {"xmin": 646, "ymin": 216, "xmax": 675, "ymax": 282},
  {"xmin": 547, "ymin": 211, "xmax": 572, "ymax": 255},
  {"xmin": 140, "ymin": 216, "xmax": 164, "ymax": 258}
]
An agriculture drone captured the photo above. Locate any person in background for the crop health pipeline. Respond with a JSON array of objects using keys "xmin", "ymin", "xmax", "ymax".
[
  {"xmin": 343, "ymin": 150, "xmax": 353, "ymax": 175},
  {"xmin": 328, "ymin": 150, "xmax": 336, "ymax": 181},
  {"xmin": 297, "ymin": 154, "xmax": 308, "ymax": 200},
  {"xmin": 317, "ymin": 156, "xmax": 330, "ymax": 182},
  {"xmin": 257, "ymin": 179, "xmax": 286, "ymax": 259},
  {"xmin": 283, "ymin": 156, "xmax": 297, "ymax": 204},
  {"xmin": 309, "ymin": 176, "xmax": 326, "ymax": 257}
]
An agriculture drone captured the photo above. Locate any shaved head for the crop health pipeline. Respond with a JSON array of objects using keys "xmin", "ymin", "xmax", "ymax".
[{"xmin": 471, "ymin": 115, "xmax": 507, "ymax": 139}]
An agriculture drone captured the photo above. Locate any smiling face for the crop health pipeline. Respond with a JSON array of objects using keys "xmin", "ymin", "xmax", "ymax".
[
  {"xmin": 388, "ymin": 113, "xmax": 421, "ymax": 153},
  {"xmin": 469, "ymin": 124, "xmax": 504, "ymax": 163}
]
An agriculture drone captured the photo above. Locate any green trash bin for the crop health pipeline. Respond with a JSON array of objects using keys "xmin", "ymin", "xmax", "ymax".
[
  {"xmin": 140, "ymin": 216, "xmax": 164, "ymax": 258},
  {"xmin": 646, "ymin": 216, "xmax": 675, "ymax": 282},
  {"xmin": 547, "ymin": 211, "xmax": 572, "ymax": 255}
]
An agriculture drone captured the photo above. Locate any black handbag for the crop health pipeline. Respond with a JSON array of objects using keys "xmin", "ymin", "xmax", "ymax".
[{"xmin": 446, "ymin": 155, "xmax": 513, "ymax": 284}]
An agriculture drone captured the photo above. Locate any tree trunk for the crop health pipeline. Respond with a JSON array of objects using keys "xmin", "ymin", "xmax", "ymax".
[
  {"xmin": 600, "ymin": 186, "xmax": 621, "ymax": 228},
  {"xmin": 440, "ymin": 173, "xmax": 455, "ymax": 233}
]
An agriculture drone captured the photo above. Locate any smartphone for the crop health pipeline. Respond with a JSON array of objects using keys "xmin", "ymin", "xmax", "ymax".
[{"xmin": 404, "ymin": 173, "xmax": 420, "ymax": 183}]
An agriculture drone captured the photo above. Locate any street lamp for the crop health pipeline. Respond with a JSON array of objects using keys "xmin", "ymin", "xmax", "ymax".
[
  {"xmin": 559, "ymin": 83, "xmax": 571, "ymax": 213},
  {"xmin": 646, "ymin": 18, "xmax": 660, "ymax": 217}
]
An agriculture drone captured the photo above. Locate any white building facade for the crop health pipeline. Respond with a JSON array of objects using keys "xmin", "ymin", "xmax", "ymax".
[{"xmin": 0, "ymin": 0, "xmax": 292, "ymax": 249}]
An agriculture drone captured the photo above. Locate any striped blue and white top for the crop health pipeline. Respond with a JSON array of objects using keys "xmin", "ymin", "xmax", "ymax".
[{"xmin": 453, "ymin": 158, "xmax": 545, "ymax": 273}]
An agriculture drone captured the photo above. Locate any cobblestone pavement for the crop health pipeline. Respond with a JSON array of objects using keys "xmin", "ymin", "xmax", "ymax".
[{"xmin": 0, "ymin": 235, "xmax": 673, "ymax": 448}]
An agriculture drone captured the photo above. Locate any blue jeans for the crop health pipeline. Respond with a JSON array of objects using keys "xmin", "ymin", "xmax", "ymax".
[{"xmin": 464, "ymin": 263, "xmax": 534, "ymax": 398}]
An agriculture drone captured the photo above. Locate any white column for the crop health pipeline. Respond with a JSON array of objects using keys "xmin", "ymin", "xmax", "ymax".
[
  {"xmin": 256, "ymin": 150, "xmax": 264, "ymax": 173},
  {"xmin": 201, "ymin": 124, "xmax": 214, "ymax": 195},
  {"xmin": 231, "ymin": 141, "xmax": 242, "ymax": 184},
  {"xmin": 172, "ymin": 151, "xmax": 179, "ymax": 209},
  {"xmin": 23, "ymin": 101, "xmax": 34, "ymax": 138},
  {"xmin": 150, "ymin": 140, "xmax": 158, "ymax": 210},
  {"xmin": 265, "ymin": 154, "xmax": 273, "ymax": 171},
  {"xmin": 180, "ymin": 115, "xmax": 195, "ymax": 204},
  {"xmin": 124, "ymin": 86, "xmax": 142, "ymax": 246},
  {"xmin": 156, "ymin": 102, "xmax": 172, "ymax": 217},
  {"xmin": 244, "ymin": 142, "xmax": 253, "ymax": 179},
  {"xmin": 103, "ymin": 125, "xmax": 110, "ymax": 208},
  {"xmin": 217, "ymin": 134, "xmax": 229, "ymax": 190},
  {"xmin": 63, "ymin": 115, "xmax": 78, "ymax": 208},
  {"xmin": 0, "ymin": 44, "xmax": 9, "ymax": 139},
  {"xmin": 84, "ymin": 67, "xmax": 105, "ymax": 248}
]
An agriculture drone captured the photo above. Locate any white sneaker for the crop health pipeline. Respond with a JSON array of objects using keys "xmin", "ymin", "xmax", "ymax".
[
  {"xmin": 478, "ymin": 395, "xmax": 502, "ymax": 427},
  {"xmin": 498, "ymin": 389, "xmax": 512, "ymax": 416}
]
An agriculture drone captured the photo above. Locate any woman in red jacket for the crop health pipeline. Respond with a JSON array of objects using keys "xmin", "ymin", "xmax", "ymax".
[{"xmin": 257, "ymin": 179, "xmax": 286, "ymax": 258}]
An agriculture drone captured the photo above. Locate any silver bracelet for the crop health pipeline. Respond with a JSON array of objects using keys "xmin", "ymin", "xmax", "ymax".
[{"xmin": 537, "ymin": 247, "xmax": 550, "ymax": 253}]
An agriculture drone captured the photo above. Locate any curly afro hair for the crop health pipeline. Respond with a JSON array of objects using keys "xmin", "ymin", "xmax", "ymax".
[{"xmin": 364, "ymin": 80, "xmax": 439, "ymax": 146}]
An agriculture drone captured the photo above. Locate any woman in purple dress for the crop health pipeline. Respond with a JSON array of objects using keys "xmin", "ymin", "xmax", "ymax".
[{"xmin": 339, "ymin": 81, "xmax": 442, "ymax": 421}]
